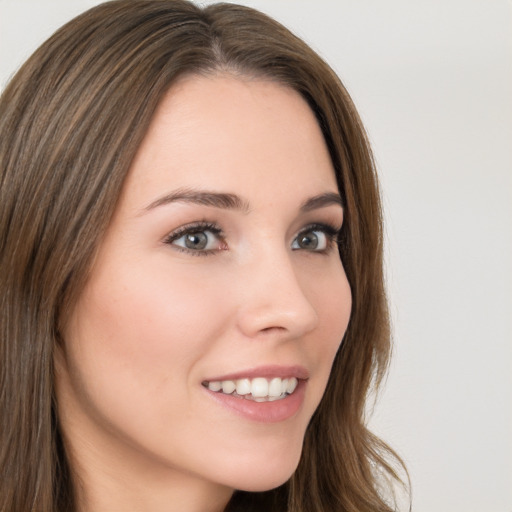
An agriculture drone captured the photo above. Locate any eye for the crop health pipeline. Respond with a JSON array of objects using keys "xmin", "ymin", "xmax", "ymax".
[
  {"xmin": 173, "ymin": 231, "xmax": 218, "ymax": 251},
  {"xmin": 292, "ymin": 230, "xmax": 327, "ymax": 251},
  {"xmin": 164, "ymin": 222, "xmax": 225, "ymax": 255},
  {"xmin": 291, "ymin": 224, "xmax": 339, "ymax": 252}
]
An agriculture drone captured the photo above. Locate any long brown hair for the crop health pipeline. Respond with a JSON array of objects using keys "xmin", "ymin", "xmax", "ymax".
[{"xmin": 0, "ymin": 1, "xmax": 407, "ymax": 510}]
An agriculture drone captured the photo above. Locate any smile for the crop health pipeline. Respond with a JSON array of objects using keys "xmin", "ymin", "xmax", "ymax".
[{"xmin": 202, "ymin": 376, "xmax": 299, "ymax": 402}]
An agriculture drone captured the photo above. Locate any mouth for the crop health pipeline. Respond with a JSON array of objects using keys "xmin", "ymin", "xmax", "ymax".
[
  {"xmin": 202, "ymin": 376, "xmax": 299, "ymax": 402},
  {"xmin": 201, "ymin": 365, "xmax": 309, "ymax": 422}
]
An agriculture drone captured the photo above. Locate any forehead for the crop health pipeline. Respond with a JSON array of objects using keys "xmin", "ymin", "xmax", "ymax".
[{"xmin": 121, "ymin": 74, "xmax": 338, "ymax": 210}]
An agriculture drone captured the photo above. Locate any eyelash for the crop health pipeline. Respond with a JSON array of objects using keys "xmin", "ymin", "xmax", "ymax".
[{"xmin": 163, "ymin": 221, "xmax": 341, "ymax": 257}]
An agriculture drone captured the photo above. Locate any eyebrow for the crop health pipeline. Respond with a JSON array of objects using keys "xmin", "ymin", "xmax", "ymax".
[
  {"xmin": 143, "ymin": 188, "xmax": 343, "ymax": 214},
  {"xmin": 299, "ymin": 192, "xmax": 343, "ymax": 212},
  {"xmin": 144, "ymin": 188, "xmax": 250, "ymax": 214}
]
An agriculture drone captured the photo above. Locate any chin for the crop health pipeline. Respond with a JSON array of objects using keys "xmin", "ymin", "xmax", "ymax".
[{"xmin": 221, "ymin": 446, "xmax": 302, "ymax": 493}]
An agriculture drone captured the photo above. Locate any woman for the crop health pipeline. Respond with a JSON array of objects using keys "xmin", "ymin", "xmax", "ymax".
[{"xmin": 0, "ymin": 1, "xmax": 406, "ymax": 511}]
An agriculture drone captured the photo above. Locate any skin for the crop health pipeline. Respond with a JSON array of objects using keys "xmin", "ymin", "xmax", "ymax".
[{"xmin": 56, "ymin": 74, "xmax": 352, "ymax": 512}]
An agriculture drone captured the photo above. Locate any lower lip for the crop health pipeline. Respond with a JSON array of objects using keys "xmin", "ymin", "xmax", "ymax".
[{"xmin": 204, "ymin": 380, "xmax": 306, "ymax": 423}]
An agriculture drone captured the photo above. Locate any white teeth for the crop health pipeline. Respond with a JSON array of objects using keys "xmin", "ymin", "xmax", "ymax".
[
  {"xmin": 287, "ymin": 377, "xmax": 298, "ymax": 394},
  {"xmin": 268, "ymin": 377, "xmax": 282, "ymax": 397},
  {"xmin": 221, "ymin": 380, "xmax": 236, "ymax": 394},
  {"xmin": 235, "ymin": 378, "xmax": 251, "ymax": 395},
  {"xmin": 205, "ymin": 376, "xmax": 300, "ymax": 401},
  {"xmin": 208, "ymin": 381, "xmax": 222, "ymax": 392},
  {"xmin": 251, "ymin": 378, "xmax": 269, "ymax": 397}
]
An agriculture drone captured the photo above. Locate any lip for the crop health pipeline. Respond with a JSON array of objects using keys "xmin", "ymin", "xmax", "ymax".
[
  {"xmin": 203, "ymin": 364, "xmax": 309, "ymax": 382},
  {"xmin": 202, "ymin": 365, "xmax": 309, "ymax": 423},
  {"xmin": 203, "ymin": 379, "xmax": 306, "ymax": 423}
]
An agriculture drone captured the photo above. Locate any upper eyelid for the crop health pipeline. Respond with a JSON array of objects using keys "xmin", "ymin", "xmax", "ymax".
[
  {"xmin": 163, "ymin": 221, "xmax": 221, "ymax": 241},
  {"xmin": 165, "ymin": 221, "xmax": 340, "ymax": 236},
  {"xmin": 296, "ymin": 222, "xmax": 342, "ymax": 237}
]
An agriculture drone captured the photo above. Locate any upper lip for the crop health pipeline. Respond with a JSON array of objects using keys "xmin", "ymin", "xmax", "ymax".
[{"xmin": 204, "ymin": 365, "xmax": 309, "ymax": 382}]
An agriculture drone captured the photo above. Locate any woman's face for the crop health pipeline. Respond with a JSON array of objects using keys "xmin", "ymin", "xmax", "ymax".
[{"xmin": 57, "ymin": 75, "xmax": 352, "ymax": 501}]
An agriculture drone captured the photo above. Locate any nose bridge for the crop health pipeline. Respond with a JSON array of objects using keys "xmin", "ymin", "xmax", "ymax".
[{"xmin": 236, "ymin": 243, "xmax": 319, "ymax": 339}]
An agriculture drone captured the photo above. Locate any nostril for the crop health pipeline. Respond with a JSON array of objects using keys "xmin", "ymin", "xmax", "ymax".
[{"xmin": 259, "ymin": 326, "xmax": 286, "ymax": 334}]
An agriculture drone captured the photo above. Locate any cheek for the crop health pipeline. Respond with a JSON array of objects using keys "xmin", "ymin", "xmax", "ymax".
[
  {"xmin": 58, "ymin": 262, "xmax": 237, "ymax": 469},
  {"xmin": 306, "ymin": 266, "xmax": 352, "ymax": 386},
  {"xmin": 62, "ymin": 262, "xmax": 229, "ymax": 415},
  {"xmin": 77, "ymin": 260, "xmax": 224, "ymax": 354}
]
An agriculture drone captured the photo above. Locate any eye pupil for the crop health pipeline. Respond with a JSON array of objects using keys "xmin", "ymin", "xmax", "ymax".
[
  {"xmin": 298, "ymin": 231, "xmax": 318, "ymax": 249},
  {"xmin": 185, "ymin": 232, "xmax": 208, "ymax": 250}
]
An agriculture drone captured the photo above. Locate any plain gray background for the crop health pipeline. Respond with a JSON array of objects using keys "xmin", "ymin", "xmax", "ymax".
[{"xmin": 1, "ymin": 1, "xmax": 511, "ymax": 510}]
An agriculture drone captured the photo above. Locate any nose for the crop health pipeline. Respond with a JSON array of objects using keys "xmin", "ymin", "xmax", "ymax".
[{"xmin": 235, "ymin": 248, "xmax": 319, "ymax": 340}]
